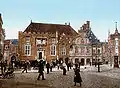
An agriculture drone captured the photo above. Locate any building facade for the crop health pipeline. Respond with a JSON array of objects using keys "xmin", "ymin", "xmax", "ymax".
[
  {"xmin": 108, "ymin": 23, "xmax": 120, "ymax": 67},
  {"xmin": 3, "ymin": 39, "xmax": 18, "ymax": 64},
  {"xmin": 18, "ymin": 22, "xmax": 78, "ymax": 62},
  {"xmin": 69, "ymin": 21, "xmax": 103, "ymax": 65},
  {"xmin": 0, "ymin": 13, "xmax": 5, "ymax": 61}
]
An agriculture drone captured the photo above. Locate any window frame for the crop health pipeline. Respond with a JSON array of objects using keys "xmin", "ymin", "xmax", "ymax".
[
  {"xmin": 25, "ymin": 44, "xmax": 31, "ymax": 56},
  {"xmin": 50, "ymin": 44, "xmax": 56, "ymax": 56}
]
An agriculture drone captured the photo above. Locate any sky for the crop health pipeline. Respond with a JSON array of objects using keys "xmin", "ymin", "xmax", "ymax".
[{"xmin": 0, "ymin": 0, "xmax": 120, "ymax": 42}]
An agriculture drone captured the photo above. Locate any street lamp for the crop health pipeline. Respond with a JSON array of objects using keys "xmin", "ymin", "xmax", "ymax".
[
  {"xmin": 109, "ymin": 46, "xmax": 112, "ymax": 66},
  {"xmin": 98, "ymin": 49, "xmax": 100, "ymax": 72}
]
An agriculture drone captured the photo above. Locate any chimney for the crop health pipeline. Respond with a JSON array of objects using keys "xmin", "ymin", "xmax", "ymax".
[
  {"xmin": 68, "ymin": 22, "xmax": 70, "ymax": 26},
  {"xmin": 86, "ymin": 21, "xmax": 90, "ymax": 28}
]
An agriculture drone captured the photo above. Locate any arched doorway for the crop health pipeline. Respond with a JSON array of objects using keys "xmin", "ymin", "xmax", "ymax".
[
  {"xmin": 81, "ymin": 58, "xmax": 84, "ymax": 66},
  {"xmin": 75, "ymin": 58, "xmax": 79, "ymax": 63},
  {"xmin": 86, "ymin": 58, "xmax": 90, "ymax": 65},
  {"xmin": 11, "ymin": 55, "xmax": 16, "ymax": 62}
]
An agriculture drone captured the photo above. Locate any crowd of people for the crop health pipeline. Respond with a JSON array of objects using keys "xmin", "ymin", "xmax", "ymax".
[{"xmin": 0, "ymin": 59, "xmax": 82, "ymax": 87}]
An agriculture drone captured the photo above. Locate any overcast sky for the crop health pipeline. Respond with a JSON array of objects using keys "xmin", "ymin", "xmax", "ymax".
[{"xmin": 0, "ymin": 0, "xmax": 120, "ymax": 42}]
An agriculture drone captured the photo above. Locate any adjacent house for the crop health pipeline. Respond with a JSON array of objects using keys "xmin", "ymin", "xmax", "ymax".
[
  {"xmin": 108, "ymin": 22, "xmax": 120, "ymax": 67},
  {"xmin": 3, "ymin": 39, "xmax": 18, "ymax": 64},
  {"xmin": 0, "ymin": 13, "xmax": 5, "ymax": 61},
  {"xmin": 69, "ymin": 21, "xmax": 103, "ymax": 65}
]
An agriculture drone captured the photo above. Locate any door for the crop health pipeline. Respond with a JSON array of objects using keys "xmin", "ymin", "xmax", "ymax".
[
  {"xmin": 114, "ymin": 56, "xmax": 119, "ymax": 68},
  {"xmin": 81, "ymin": 58, "xmax": 84, "ymax": 66},
  {"xmin": 39, "ymin": 52, "xmax": 42, "ymax": 59}
]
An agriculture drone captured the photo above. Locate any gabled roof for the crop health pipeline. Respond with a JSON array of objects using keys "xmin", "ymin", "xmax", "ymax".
[
  {"xmin": 4, "ymin": 40, "xmax": 11, "ymax": 45},
  {"xmin": 11, "ymin": 39, "xmax": 18, "ymax": 45},
  {"xmin": 86, "ymin": 30, "xmax": 100, "ymax": 44},
  {"xmin": 4, "ymin": 39, "xmax": 18, "ymax": 45},
  {"xmin": 24, "ymin": 22, "xmax": 78, "ymax": 36}
]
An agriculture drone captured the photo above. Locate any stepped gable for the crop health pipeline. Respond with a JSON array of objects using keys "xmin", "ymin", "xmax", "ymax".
[{"xmin": 24, "ymin": 22, "xmax": 78, "ymax": 36}]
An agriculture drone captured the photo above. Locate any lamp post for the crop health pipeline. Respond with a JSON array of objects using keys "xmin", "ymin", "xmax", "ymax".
[
  {"xmin": 98, "ymin": 49, "xmax": 100, "ymax": 72},
  {"xmin": 98, "ymin": 57, "xmax": 100, "ymax": 72},
  {"xmin": 110, "ymin": 46, "xmax": 112, "ymax": 66}
]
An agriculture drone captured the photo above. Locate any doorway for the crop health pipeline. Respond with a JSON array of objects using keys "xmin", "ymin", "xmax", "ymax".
[
  {"xmin": 81, "ymin": 58, "xmax": 84, "ymax": 66},
  {"xmin": 39, "ymin": 52, "xmax": 42, "ymax": 59}
]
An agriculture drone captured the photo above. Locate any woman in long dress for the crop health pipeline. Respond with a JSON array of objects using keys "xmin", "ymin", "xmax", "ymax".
[{"xmin": 74, "ymin": 64, "xmax": 82, "ymax": 86}]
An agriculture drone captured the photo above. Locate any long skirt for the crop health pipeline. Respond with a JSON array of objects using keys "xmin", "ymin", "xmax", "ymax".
[{"xmin": 74, "ymin": 75, "xmax": 82, "ymax": 83}]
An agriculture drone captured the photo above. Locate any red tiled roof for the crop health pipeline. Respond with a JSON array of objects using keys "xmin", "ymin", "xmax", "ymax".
[
  {"xmin": 24, "ymin": 22, "xmax": 78, "ymax": 36},
  {"xmin": 4, "ymin": 40, "xmax": 11, "ymax": 44}
]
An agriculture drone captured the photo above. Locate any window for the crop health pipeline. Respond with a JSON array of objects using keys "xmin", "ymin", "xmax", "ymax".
[
  {"xmin": 86, "ymin": 47, "xmax": 90, "ymax": 53},
  {"xmin": 5, "ymin": 45, "xmax": 9, "ymax": 49},
  {"xmin": 75, "ymin": 46, "xmax": 79, "ymax": 53},
  {"xmin": 61, "ymin": 47, "xmax": 66, "ymax": 55},
  {"xmin": 26, "ymin": 37, "xmax": 30, "ymax": 42},
  {"xmin": 25, "ymin": 44, "xmax": 31, "ymax": 56},
  {"xmin": 81, "ymin": 47, "xmax": 85, "ymax": 53},
  {"xmin": 98, "ymin": 49, "xmax": 100, "ymax": 54},
  {"xmin": 50, "ymin": 45, "xmax": 56, "ymax": 56},
  {"xmin": 52, "ymin": 38, "xmax": 56, "ymax": 44},
  {"xmin": 36, "ymin": 39, "xmax": 46, "ymax": 45},
  {"xmin": 93, "ymin": 49, "xmax": 96, "ymax": 53}
]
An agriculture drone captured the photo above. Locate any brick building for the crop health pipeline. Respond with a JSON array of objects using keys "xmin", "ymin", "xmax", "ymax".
[
  {"xmin": 18, "ymin": 22, "xmax": 78, "ymax": 62},
  {"xmin": 0, "ymin": 13, "xmax": 5, "ymax": 61},
  {"xmin": 3, "ymin": 39, "xmax": 18, "ymax": 64},
  {"xmin": 69, "ymin": 21, "xmax": 103, "ymax": 65},
  {"xmin": 108, "ymin": 22, "xmax": 120, "ymax": 67}
]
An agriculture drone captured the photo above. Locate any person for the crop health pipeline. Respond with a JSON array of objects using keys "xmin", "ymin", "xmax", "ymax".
[
  {"xmin": 46, "ymin": 62, "xmax": 50, "ymax": 74},
  {"xmin": 0, "ymin": 61, "xmax": 4, "ymax": 74},
  {"xmin": 22, "ymin": 61, "xmax": 28, "ymax": 73},
  {"xmin": 74, "ymin": 64, "xmax": 82, "ymax": 86},
  {"xmin": 67, "ymin": 63, "xmax": 69, "ymax": 71},
  {"xmin": 3, "ymin": 64, "xmax": 14, "ymax": 78},
  {"xmin": 50, "ymin": 63, "xmax": 53, "ymax": 72},
  {"xmin": 57, "ymin": 63, "xmax": 60, "ymax": 70},
  {"xmin": 63, "ymin": 67, "xmax": 66, "ymax": 75},
  {"xmin": 37, "ymin": 60, "xmax": 45, "ymax": 80}
]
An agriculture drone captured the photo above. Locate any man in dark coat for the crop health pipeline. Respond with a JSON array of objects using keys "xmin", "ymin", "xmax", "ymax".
[
  {"xmin": 63, "ymin": 67, "xmax": 66, "ymax": 75},
  {"xmin": 22, "ymin": 61, "xmax": 28, "ymax": 73},
  {"xmin": 74, "ymin": 64, "xmax": 82, "ymax": 86},
  {"xmin": 37, "ymin": 60, "xmax": 45, "ymax": 80},
  {"xmin": 46, "ymin": 62, "xmax": 50, "ymax": 74}
]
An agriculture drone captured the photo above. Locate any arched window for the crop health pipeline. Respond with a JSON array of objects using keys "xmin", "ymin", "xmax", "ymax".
[{"xmin": 50, "ymin": 44, "xmax": 56, "ymax": 56}]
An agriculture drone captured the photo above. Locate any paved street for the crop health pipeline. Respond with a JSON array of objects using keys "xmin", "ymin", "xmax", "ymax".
[{"xmin": 0, "ymin": 65, "xmax": 120, "ymax": 88}]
